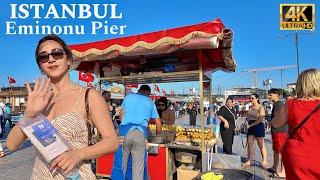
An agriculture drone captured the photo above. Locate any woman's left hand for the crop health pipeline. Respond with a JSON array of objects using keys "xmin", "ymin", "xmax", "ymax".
[{"xmin": 50, "ymin": 149, "xmax": 83, "ymax": 175}]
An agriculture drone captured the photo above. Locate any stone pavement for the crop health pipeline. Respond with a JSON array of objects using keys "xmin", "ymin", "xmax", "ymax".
[
  {"xmin": 0, "ymin": 128, "xmax": 35, "ymax": 180},
  {"xmin": 1, "ymin": 115, "xmax": 276, "ymax": 180}
]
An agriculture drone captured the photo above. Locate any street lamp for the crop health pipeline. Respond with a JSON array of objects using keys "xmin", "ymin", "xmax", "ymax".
[
  {"xmin": 278, "ymin": 31, "xmax": 315, "ymax": 77},
  {"xmin": 294, "ymin": 32, "xmax": 300, "ymax": 76}
]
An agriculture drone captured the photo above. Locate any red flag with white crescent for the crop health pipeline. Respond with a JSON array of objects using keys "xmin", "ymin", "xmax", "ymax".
[
  {"xmin": 8, "ymin": 76, "xmax": 16, "ymax": 85},
  {"xmin": 78, "ymin": 71, "xmax": 94, "ymax": 82}
]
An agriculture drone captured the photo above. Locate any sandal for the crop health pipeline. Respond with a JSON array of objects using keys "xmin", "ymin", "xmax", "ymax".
[
  {"xmin": 0, "ymin": 151, "xmax": 4, "ymax": 158},
  {"xmin": 269, "ymin": 172, "xmax": 286, "ymax": 179},
  {"xmin": 241, "ymin": 161, "xmax": 252, "ymax": 167},
  {"xmin": 267, "ymin": 168, "xmax": 277, "ymax": 174}
]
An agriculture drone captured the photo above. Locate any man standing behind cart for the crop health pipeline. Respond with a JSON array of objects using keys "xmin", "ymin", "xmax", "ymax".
[{"xmin": 112, "ymin": 85, "xmax": 162, "ymax": 180}]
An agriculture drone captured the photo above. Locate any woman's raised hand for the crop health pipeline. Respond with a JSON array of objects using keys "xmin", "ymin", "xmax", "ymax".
[{"xmin": 25, "ymin": 76, "xmax": 53, "ymax": 117}]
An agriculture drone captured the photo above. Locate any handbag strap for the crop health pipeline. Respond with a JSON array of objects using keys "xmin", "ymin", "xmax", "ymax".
[
  {"xmin": 289, "ymin": 104, "xmax": 320, "ymax": 139},
  {"xmin": 224, "ymin": 105, "xmax": 236, "ymax": 121},
  {"xmin": 85, "ymin": 88, "xmax": 94, "ymax": 145}
]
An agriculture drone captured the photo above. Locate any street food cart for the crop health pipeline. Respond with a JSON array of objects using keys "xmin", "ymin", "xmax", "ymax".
[{"xmin": 69, "ymin": 18, "xmax": 236, "ymax": 179}]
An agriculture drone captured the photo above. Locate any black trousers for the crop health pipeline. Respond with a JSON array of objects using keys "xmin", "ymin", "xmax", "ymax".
[
  {"xmin": 220, "ymin": 127, "xmax": 235, "ymax": 154},
  {"xmin": 0, "ymin": 116, "xmax": 4, "ymax": 137},
  {"xmin": 190, "ymin": 115, "xmax": 196, "ymax": 126}
]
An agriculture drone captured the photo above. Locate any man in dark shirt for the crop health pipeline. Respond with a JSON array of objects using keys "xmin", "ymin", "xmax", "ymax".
[{"xmin": 268, "ymin": 88, "xmax": 287, "ymax": 178}]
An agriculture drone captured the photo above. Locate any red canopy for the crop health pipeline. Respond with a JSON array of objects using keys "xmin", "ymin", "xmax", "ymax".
[{"xmin": 69, "ymin": 18, "xmax": 236, "ymax": 75}]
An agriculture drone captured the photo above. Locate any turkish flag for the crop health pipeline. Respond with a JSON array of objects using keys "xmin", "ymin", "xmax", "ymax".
[
  {"xmin": 161, "ymin": 89, "xmax": 166, "ymax": 96},
  {"xmin": 78, "ymin": 71, "xmax": 94, "ymax": 82},
  {"xmin": 153, "ymin": 84, "xmax": 160, "ymax": 93},
  {"xmin": 8, "ymin": 76, "xmax": 16, "ymax": 84}
]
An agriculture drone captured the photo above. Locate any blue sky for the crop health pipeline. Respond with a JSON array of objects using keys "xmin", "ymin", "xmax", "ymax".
[{"xmin": 0, "ymin": 0, "xmax": 319, "ymax": 94}]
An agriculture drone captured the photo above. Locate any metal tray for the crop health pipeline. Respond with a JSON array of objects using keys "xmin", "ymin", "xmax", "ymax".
[
  {"xmin": 193, "ymin": 169, "xmax": 254, "ymax": 180},
  {"xmin": 148, "ymin": 130, "xmax": 176, "ymax": 144}
]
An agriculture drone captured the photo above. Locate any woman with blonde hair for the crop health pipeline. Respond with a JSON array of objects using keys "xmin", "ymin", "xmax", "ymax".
[
  {"xmin": 7, "ymin": 34, "xmax": 118, "ymax": 179},
  {"xmin": 271, "ymin": 68, "xmax": 320, "ymax": 179}
]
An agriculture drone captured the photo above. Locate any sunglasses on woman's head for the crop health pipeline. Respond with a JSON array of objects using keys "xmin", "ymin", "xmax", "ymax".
[{"xmin": 36, "ymin": 48, "xmax": 66, "ymax": 64}]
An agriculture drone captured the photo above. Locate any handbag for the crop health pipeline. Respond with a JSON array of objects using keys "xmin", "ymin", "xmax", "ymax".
[
  {"xmin": 85, "ymin": 88, "xmax": 98, "ymax": 146},
  {"xmin": 85, "ymin": 88, "xmax": 98, "ymax": 172},
  {"xmin": 289, "ymin": 104, "xmax": 320, "ymax": 139},
  {"xmin": 223, "ymin": 106, "xmax": 245, "ymax": 134},
  {"xmin": 237, "ymin": 121, "xmax": 249, "ymax": 135}
]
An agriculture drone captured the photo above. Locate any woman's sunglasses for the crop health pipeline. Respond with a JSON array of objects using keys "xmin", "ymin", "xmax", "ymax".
[
  {"xmin": 158, "ymin": 103, "xmax": 165, "ymax": 106},
  {"xmin": 36, "ymin": 48, "xmax": 66, "ymax": 64}
]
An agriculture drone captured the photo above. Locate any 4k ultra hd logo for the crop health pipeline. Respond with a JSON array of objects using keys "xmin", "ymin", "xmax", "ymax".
[{"xmin": 280, "ymin": 4, "xmax": 315, "ymax": 30}]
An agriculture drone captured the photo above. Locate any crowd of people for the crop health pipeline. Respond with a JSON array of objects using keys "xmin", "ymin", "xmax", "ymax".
[
  {"xmin": 0, "ymin": 102, "xmax": 13, "ymax": 157},
  {"xmin": 216, "ymin": 69, "xmax": 320, "ymax": 179}
]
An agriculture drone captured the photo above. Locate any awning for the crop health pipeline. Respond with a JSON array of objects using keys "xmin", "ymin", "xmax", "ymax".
[{"xmin": 69, "ymin": 18, "xmax": 236, "ymax": 77}]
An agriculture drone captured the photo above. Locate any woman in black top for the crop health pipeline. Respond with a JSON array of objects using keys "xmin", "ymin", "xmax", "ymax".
[
  {"xmin": 187, "ymin": 103, "xmax": 197, "ymax": 126},
  {"xmin": 217, "ymin": 98, "xmax": 237, "ymax": 154}
]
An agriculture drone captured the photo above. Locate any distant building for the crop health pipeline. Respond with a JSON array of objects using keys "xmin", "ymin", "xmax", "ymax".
[
  {"xmin": 0, "ymin": 84, "xmax": 34, "ymax": 113},
  {"xmin": 287, "ymin": 83, "xmax": 296, "ymax": 91},
  {"xmin": 225, "ymin": 87, "xmax": 266, "ymax": 103}
]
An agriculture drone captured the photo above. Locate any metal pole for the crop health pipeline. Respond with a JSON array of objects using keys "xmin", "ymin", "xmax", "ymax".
[
  {"xmin": 280, "ymin": 70, "xmax": 283, "ymax": 89},
  {"xmin": 199, "ymin": 57, "xmax": 205, "ymax": 150},
  {"xmin": 295, "ymin": 32, "xmax": 300, "ymax": 76},
  {"xmin": 280, "ymin": 69, "xmax": 284, "ymax": 97},
  {"xmin": 253, "ymin": 71, "xmax": 257, "ymax": 88}
]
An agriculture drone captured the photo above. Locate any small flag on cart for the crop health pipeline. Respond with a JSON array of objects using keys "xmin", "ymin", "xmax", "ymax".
[{"xmin": 78, "ymin": 71, "xmax": 94, "ymax": 82}]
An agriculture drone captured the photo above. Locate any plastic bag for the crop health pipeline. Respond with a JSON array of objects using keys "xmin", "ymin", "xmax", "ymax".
[{"xmin": 18, "ymin": 114, "xmax": 71, "ymax": 163}]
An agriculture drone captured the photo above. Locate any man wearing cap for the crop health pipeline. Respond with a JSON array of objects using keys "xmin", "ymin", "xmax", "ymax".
[{"xmin": 112, "ymin": 85, "xmax": 162, "ymax": 180}]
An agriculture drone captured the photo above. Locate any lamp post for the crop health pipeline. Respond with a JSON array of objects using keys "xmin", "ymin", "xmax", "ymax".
[
  {"xmin": 295, "ymin": 32, "xmax": 300, "ymax": 76},
  {"xmin": 278, "ymin": 31, "xmax": 314, "ymax": 78}
]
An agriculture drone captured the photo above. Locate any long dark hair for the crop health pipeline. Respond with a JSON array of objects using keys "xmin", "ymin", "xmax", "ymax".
[
  {"xmin": 226, "ymin": 97, "xmax": 234, "ymax": 103},
  {"xmin": 35, "ymin": 34, "xmax": 73, "ymax": 67},
  {"xmin": 157, "ymin": 97, "xmax": 168, "ymax": 118},
  {"xmin": 251, "ymin": 93, "xmax": 260, "ymax": 104}
]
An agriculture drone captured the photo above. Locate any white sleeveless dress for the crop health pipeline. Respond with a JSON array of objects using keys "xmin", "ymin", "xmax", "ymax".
[{"xmin": 31, "ymin": 88, "xmax": 96, "ymax": 180}]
